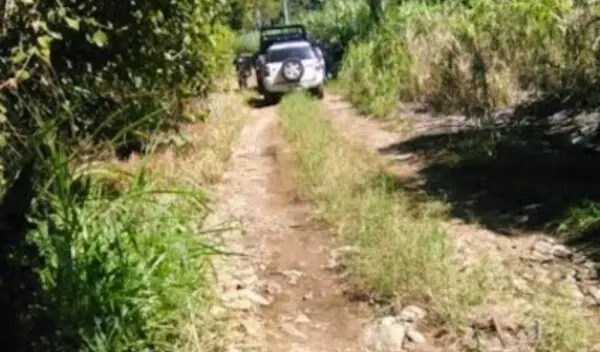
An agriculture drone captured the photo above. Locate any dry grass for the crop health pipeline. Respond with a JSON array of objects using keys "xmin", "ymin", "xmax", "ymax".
[
  {"xmin": 278, "ymin": 92, "xmax": 595, "ymax": 351},
  {"xmin": 100, "ymin": 92, "xmax": 247, "ymax": 190}
]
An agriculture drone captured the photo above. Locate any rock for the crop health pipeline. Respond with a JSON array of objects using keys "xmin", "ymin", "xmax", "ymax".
[
  {"xmin": 336, "ymin": 245, "xmax": 360, "ymax": 254},
  {"xmin": 326, "ymin": 256, "xmax": 340, "ymax": 270},
  {"xmin": 364, "ymin": 316, "xmax": 406, "ymax": 352},
  {"xmin": 588, "ymin": 286, "xmax": 600, "ymax": 304},
  {"xmin": 220, "ymin": 288, "xmax": 270, "ymax": 309},
  {"xmin": 406, "ymin": 327, "xmax": 426, "ymax": 344},
  {"xmin": 281, "ymin": 322, "xmax": 307, "ymax": 339},
  {"xmin": 548, "ymin": 270, "xmax": 565, "ymax": 282},
  {"xmin": 532, "ymin": 241, "xmax": 554, "ymax": 256},
  {"xmin": 511, "ymin": 277, "xmax": 533, "ymax": 294},
  {"xmin": 222, "ymin": 297, "xmax": 254, "ymax": 311},
  {"xmin": 243, "ymin": 289, "xmax": 271, "ymax": 306},
  {"xmin": 572, "ymin": 252, "xmax": 587, "ymax": 265},
  {"xmin": 571, "ymin": 285, "xmax": 585, "ymax": 301},
  {"xmin": 241, "ymin": 319, "xmax": 261, "ymax": 336},
  {"xmin": 262, "ymin": 280, "xmax": 283, "ymax": 296},
  {"xmin": 210, "ymin": 305, "xmax": 228, "ymax": 318},
  {"xmin": 294, "ymin": 313, "xmax": 312, "ymax": 325},
  {"xmin": 552, "ymin": 244, "xmax": 571, "ymax": 258},
  {"xmin": 392, "ymin": 153, "xmax": 414, "ymax": 162},
  {"xmin": 280, "ymin": 269, "xmax": 304, "ymax": 285},
  {"xmin": 399, "ymin": 305, "xmax": 427, "ymax": 323},
  {"xmin": 576, "ymin": 266, "xmax": 597, "ymax": 281}
]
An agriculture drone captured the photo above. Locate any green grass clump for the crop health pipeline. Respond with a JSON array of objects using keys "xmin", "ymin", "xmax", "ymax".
[{"xmin": 34, "ymin": 160, "xmax": 215, "ymax": 351}]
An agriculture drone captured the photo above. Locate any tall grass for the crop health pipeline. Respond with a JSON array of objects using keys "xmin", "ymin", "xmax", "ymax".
[
  {"xmin": 34, "ymin": 157, "xmax": 215, "ymax": 351},
  {"xmin": 278, "ymin": 93, "xmax": 595, "ymax": 351},
  {"xmin": 333, "ymin": 0, "xmax": 600, "ymax": 118}
]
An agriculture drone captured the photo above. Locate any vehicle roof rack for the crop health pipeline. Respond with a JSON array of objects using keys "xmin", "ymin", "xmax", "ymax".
[{"xmin": 259, "ymin": 24, "xmax": 308, "ymax": 52}]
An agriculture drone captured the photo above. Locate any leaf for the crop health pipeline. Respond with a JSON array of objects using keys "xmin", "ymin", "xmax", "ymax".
[
  {"xmin": 37, "ymin": 35, "xmax": 53, "ymax": 48},
  {"xmin": 15, "ymin": 69, "xmax": 31, "ymax": 82},
  {"xmin": 91, "ymin": 30, "xmax": 109, "ymax": 48},
  {"xmin": 10, "ymin": 50, "xmax": 28, "ymax": 64},
  {"xmin": 65, "ymin": 17, "xmax": 80, "ymax": 31}
]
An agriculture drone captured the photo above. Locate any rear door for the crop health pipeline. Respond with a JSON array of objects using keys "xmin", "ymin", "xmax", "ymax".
[{"xmin": 266, "ymin": 45, "xmax": 318, "ymax": 83}]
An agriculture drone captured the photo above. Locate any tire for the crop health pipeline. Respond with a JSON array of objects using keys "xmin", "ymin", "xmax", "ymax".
[
  {"xmin": 264, "ymin": 92, "xmax": 281, "ymax": 105},
  {"xmin": 257, "ymin": 77, "xmax": 266, "ymax": 95},
  {"xmin": 310, "ymin": 85, "xmax": 324, "ymax": 100},
  {"xmin": 281, "ymin": 58, "xmax": 304, "ymax": 82}
]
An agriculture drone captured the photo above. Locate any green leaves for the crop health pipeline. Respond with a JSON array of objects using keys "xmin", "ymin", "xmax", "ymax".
[
  {"xmin": 90, "ymin": 30, "xmax": 108, "ymax": 48},
  {"xmin": 65, "ymin": 17, "xmax": 81, "ymax": 31}
]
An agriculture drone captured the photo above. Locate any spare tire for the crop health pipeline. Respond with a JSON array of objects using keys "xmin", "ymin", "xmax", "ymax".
[{"xmin": 281, "ymin": 58, "xmax": 304, "ymax": 82}]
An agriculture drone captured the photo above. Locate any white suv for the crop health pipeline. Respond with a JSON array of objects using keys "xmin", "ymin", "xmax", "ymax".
[{"xmin": 257, "ymin": 40, "xmax": 325, "ymax": 103}]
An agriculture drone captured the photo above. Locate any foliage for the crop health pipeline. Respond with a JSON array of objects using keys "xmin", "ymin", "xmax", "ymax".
[
  {"xmin": 0, "ymin": 0, "xmax": 240, "ymax": 350},
  {"xmin": 300, "ymin": 0, "xmax": 372, "ymax": 44},
  {"xmin": 0, "ymin": 0, "xmax": 235, "ymax": 170}
]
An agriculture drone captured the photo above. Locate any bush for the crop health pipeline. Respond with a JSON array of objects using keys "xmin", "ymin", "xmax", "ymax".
[{"xmin": 235, "ymin": 31, "xmax": 260, "ymax": 54}]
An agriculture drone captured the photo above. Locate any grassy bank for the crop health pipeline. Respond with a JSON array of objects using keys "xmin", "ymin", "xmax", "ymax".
[{"xmin": 278, "ymin": 93, "xmax": 594, "ymax": 351}]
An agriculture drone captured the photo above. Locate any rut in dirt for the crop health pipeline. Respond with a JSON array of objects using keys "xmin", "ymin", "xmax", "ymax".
[{"xmin": 213, "ymin": 101, "xmax": 371, "ymax": 352}]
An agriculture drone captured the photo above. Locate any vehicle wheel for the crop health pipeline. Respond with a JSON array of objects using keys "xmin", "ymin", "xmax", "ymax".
[
  {"xmin": 310, "ymin": 85, "xmax": 324, "ymax": 100},
  {"xmin": 281, "ymin": 58, "xmax": 304, "ymax": 82}
]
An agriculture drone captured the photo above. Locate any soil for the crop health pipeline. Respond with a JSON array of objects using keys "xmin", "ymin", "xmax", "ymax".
[{"xmin": 209, "ymin": 101, "xmax": 371, "ymax": 352}]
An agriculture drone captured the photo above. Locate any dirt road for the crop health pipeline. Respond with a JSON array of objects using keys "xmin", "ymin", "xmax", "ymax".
[
  {"xmin": 210, "ymin": 101, "xmax": 371, "ymax": 352},
  {"xmin": 207, "ymin": 90, "xmax": 600, "ymax": 352}
]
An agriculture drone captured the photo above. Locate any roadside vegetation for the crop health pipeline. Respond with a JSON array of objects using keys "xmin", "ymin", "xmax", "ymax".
[
  {"xmin": 279, "ymin": 93, "xmax": 595, "ymax": 351},
  {"xmin": 305, "ymin": 0, "xmax": 600, "ymax": 119},
  {"xmin": 0, "ymin": 1, "xmax": 256, "ymax": 350},
  {"xmin": 301, "ymin": 0, "xmax": 600, "ymax": 268}
]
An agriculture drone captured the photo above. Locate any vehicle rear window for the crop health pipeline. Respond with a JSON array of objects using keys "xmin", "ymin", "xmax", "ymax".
[{"xmin": 267, "ymin": 46, "xmax": 315, "ymax": 62}]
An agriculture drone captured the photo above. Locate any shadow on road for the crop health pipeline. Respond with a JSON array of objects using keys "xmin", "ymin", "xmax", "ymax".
[
  {"xmin": 246, "ymin": 96, "xmax": 277, "ymax": 109},
  {"xmin": 377, "ymin": 96, "xmax": 600, "ymax": 260}
]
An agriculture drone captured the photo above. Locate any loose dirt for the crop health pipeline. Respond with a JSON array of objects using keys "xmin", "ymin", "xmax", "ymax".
[{"xmin": 209, "ymin": 100, "xmax": 371, "ymax": 352}]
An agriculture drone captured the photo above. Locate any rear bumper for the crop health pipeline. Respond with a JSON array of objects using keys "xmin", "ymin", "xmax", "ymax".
[{"xmin": 262, "ymin": 75, "xmax": 324, "ymax": 93}]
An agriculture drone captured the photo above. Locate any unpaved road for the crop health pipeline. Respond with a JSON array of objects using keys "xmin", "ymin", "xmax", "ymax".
[
  {"xmin": 208, "ymin": 91, "xmax": 600, "ymax": 352},
  {"xmin": 211, "ymin": 101, "xmax": 371, "ymax": 352}
]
